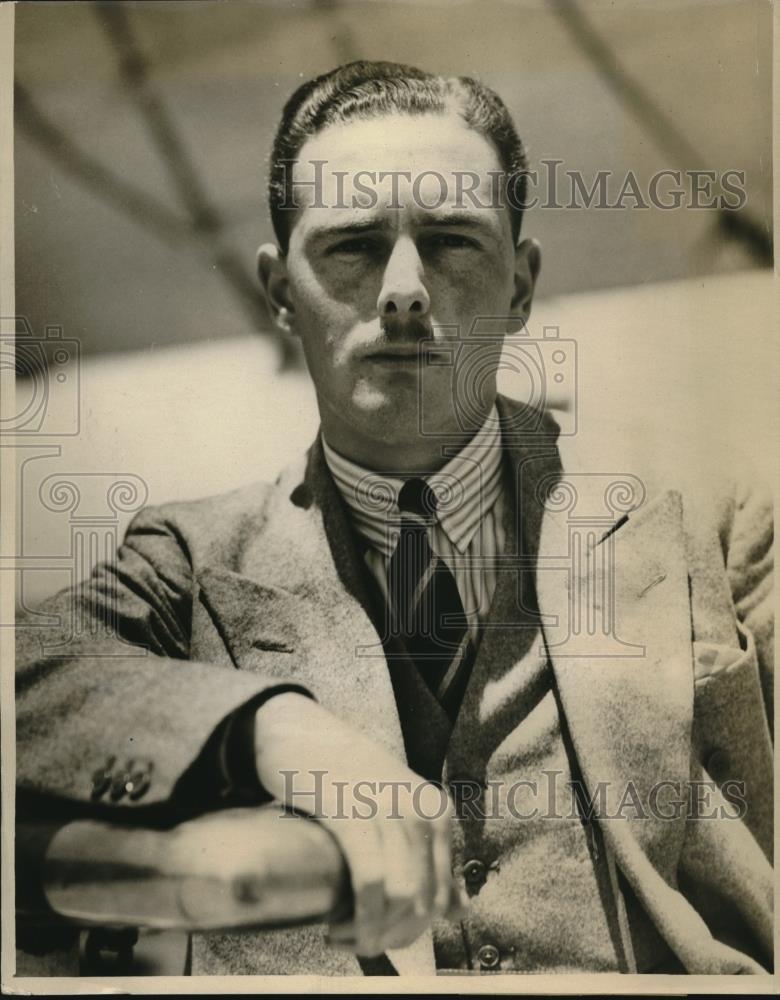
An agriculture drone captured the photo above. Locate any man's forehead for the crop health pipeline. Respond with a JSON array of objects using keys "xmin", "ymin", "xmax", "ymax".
[
  {"xmin": 295, "ymin": 111, "xmax": 504, "ymax": 175},
  {"xmin": 288, "ymin": 111, "xmax": 510, "ymax": 234}
]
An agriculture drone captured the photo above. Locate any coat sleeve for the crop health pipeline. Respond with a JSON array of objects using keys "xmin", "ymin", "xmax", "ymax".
[
  {"xmin": 688, "ymin": 469, "xmax": 775, "ymax": 860},
  {"xmin": 677, "ymin": 472, "xmax": 774, "ymax": 958},
  {"xmin": 725, "ymin": 473, "xmax": 774, "ymax": 731},
  {"xmin": 15, "ymin": 503, "xmax": 313, "ymax": 820}
]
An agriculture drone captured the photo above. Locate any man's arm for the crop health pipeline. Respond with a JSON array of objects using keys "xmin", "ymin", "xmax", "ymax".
[
  {"xmin": 15, "ymin": 503, "xmax": 312, "ymax": 813},
  {"xmin": 250, "ymin": 691, "xmax": 463, "ymax": 956},
  {"xmin": 17, "ymin": 503, "xmax": 463, "ymax": 955}
]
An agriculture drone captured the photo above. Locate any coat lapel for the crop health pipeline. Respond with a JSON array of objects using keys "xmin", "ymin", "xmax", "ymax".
[
  {"xmin": 526, "ymin": 412, "xmax": 694, "ymax": 882},
  {"xmin": 197, "ymin": 440, "xmax": 407, "ymax": 761},
  {"xmin": 468, "ymin": 400, "xmax": 756, "ymax": 972},
  {"xmin": 530, "ymin": 453, "xmax": 767, "ymax": 971}
]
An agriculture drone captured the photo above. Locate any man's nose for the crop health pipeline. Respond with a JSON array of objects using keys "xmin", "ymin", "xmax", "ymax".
[{"xmin": 376, "ymin": 238, "xmax": 430, "ymax": 320}]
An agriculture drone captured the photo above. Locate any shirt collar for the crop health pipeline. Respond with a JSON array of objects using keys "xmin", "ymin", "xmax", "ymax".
[{"xmin": 322, "ymin": 405, "xmax": 504, "ymax": 557}]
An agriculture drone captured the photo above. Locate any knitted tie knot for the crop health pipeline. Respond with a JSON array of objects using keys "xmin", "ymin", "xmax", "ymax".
[{"xmin": 398, "ymin": 478, "xmax": 438, "ymax": 518}]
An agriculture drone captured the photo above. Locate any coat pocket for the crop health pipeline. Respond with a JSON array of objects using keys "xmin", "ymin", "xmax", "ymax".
[
  {"xmin": 693, "ymin": 620, "xmax": 761, "ymax": 693},
  {"xmin": 693, "ymin": 630, "xmax": 753, "ymax": 682}
]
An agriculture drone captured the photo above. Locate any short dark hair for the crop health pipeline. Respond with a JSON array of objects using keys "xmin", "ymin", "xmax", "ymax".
[{"xmin": 268, "ymin": 60, "xmax": 529, "ymax": 254}]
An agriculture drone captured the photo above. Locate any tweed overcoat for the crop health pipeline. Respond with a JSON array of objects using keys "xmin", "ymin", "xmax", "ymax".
[{"xmin": 15, "ymin": 395, "xmax": 774, "ymax": 976}]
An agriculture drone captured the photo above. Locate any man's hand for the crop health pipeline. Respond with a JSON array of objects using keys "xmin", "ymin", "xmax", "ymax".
[{"xmin": 253, "ymin": 692, "xmax": 465, "ymax": 957}]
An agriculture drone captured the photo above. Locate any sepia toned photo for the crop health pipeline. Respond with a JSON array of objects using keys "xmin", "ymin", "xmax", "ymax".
[{"xmin": 1, "ymin": 0, "xmax": 776, "ymax": 992}]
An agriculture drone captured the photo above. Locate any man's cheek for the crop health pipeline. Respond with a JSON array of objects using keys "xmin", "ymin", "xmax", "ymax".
[
  {"xmin": 296, "ymin": 298, "xmax": 349, "ymax": 344},
  {"xmin": 432, "ymin": 277, "xmax": 507, "ymax": 332},
  {"xmin": 301, "ymin": 260, "xmax": 380, "ymax": 304}
]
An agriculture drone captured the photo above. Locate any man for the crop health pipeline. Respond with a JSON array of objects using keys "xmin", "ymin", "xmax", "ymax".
[{"xmin": 16, "ymin": 61, "xmax": 773, "ymax": 976}]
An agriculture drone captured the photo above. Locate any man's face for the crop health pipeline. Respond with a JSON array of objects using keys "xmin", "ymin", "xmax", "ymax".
[{"xmin": 261, "ymin": 111, "xmax": 539, "ymax": 459}]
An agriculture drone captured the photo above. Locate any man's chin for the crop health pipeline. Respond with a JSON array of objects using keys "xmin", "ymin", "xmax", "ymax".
[
  {"xmin": 352, "ymin": 409, "xmax": 424, "ymax": 446},
  {"xmin": 352, "ymin": 383, "xmax": 421, "ymax": 420}
]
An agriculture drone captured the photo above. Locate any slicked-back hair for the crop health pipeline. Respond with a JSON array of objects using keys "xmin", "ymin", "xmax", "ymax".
[{"xmin": 268, "ymin": 60, "xmax": 529, "ymax": 254}]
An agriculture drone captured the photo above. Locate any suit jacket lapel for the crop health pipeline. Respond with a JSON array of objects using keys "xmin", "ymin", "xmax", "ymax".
[
  {"xmin": 198, "ymin": 438, "xmax": 407, "ymax": 762},
  {"xmin": 527, "ymin": 413, "xmax": 694, "ymax": 882}
]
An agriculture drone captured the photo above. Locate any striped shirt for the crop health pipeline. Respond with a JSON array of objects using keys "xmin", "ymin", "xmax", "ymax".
[{"xmin": 322, "ymin": 407, "xmax": 507, "ymax": 645}]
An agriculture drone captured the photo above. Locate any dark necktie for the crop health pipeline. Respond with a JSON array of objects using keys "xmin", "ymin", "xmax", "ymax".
[{"xmin": 386, "ymin": 478, "xmax": 473, "ymax": 717}]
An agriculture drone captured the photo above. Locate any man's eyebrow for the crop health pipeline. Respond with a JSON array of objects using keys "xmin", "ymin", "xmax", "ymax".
[
  {"xmin": 419, "ymin": 212, "xmax": 503, "ymax": 244},
  {"xmin": 306, "ymin": 218, "xmax": 389, "ymax": 240},
  {"xmin": 417, "ymin": 212, "xmax": 493, "ymax": 230},
  {"xmin": 305, "ymin": 212, "xmax": 500, "ymax": 242}
]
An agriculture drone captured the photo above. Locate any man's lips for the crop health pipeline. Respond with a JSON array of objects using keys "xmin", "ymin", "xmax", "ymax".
[
  {"xmin": 366, "ymin": 348, "xmax": 422, "ymax": 360},
  {"xmin": 362, "ymin": 344, "xmax": 448, "ymax": 361}
]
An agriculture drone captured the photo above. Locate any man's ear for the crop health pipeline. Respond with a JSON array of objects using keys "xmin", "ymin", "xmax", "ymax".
[
  {"xmin": 257, "ymin": 244, "xmax": 295, "ymax": 335},
  {"xmin": 510, "ymin": 238, "xmax": 542, "ymax": 329}
]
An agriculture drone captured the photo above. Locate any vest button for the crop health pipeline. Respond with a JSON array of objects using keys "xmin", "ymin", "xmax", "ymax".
[
  {"xmin": 90, "ymin": 762, "xmax": 114, "ymax": 799},
  {"xmin": 476, "ymin": 943, "xmax": 500, "ymax": 970},
  {"xmin": 462, "ymin": 859, "xmax": 487, "ymax": 887}
]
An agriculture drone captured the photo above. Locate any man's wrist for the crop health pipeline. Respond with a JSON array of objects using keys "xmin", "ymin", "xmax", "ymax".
[
  {"xmin": 252, "ymin": 691, "xmax": 331, "ymax": 802},
  {"xmin": 222, "ymin": 688, "xmax": 315, "ymax": 801}
]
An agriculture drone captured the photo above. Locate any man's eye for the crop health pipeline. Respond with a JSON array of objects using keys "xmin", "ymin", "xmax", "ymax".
[
  {"xmin": 428, "ymin": 233, "xmax": 479, "ymax": 250},
  {"xmin": 328, "ymin": 237, "xmax": 378, "ymax": 256}
]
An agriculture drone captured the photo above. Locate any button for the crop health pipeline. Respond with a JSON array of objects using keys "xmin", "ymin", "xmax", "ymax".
[
  {"xmin": 462, "ymin": 859, "xmax": 486, "ymax": 887},
  {"xmin": 107, "ymin": 758, "xmax": 154, "ymax": 802},
  {"xmin": 476, "ymin": 943, "xmax": 500, "ymax": 970},
  {"xmin": 122, "ymin": 758, "xmax": 153, "ymax": 801},
  {"xmin": 90, "ymin": 756, "xmax": 116, "ymax": 800},
  {"xmin": 706, "ymin": 748, "xmax": 731, "ymax": 781},
  {"xmin": 126, "ymin": 770, "xmax": 151, "ymax": 801},
  {"xmin": 109, "ymin": 771, "xmax": 129, "ymax": 802}
]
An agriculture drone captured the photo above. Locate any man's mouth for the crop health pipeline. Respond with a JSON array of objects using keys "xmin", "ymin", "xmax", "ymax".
[
  {"xmin": 363, "ymin": 342, "xmax": 449, "ymax": 364},
  {"xmin": 363, "ymin": 318, "xmax": 444, "ymax": 363},
  {"xmin": 366, "ymin": 346, "xmax": 424, "ymax": 362}
]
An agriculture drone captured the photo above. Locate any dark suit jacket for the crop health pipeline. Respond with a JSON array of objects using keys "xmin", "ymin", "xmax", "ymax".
[{"xmin": 16, "ymin": 395, "xmax": 774, "ymax": 976}]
